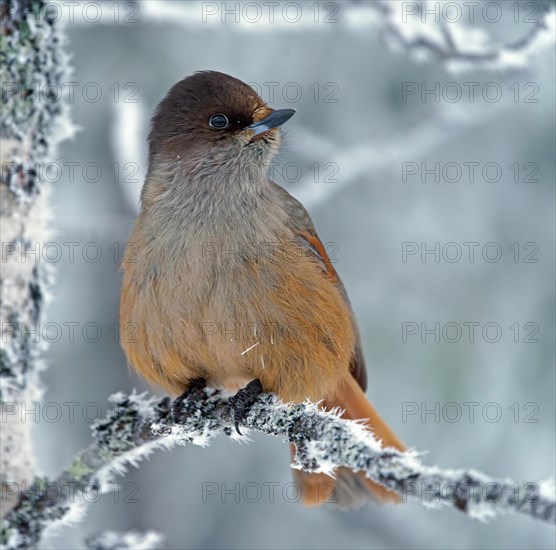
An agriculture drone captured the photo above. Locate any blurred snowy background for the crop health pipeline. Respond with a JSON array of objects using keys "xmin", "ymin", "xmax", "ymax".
[{"xmin": 33, "ymin": 1, "xmax": 555, "ymax": 548}]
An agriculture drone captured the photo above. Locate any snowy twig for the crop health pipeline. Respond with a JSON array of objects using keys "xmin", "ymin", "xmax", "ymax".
[
  {"xmin": 84, "ymin": 530, "xmax": 164, "ymax": 550},
  {"xmin": 371, "ymin": 0, "xmax": 556, "ymax": 71},
  {"xmin": 2, "ymin": 389, "xmax": 554, "ymax": 548}
]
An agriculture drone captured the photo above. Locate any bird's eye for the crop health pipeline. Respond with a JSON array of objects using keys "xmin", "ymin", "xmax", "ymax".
[{"xmin": 209, "ymin": 113, "xmax": 229, "ymax": 129}]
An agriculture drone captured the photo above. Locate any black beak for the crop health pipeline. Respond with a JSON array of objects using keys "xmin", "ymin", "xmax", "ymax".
[{"xmin": 248, "ymin": 109, "xmax": 296, "ymax": 137}]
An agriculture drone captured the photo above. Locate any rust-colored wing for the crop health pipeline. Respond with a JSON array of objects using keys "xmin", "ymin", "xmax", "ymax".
[{"xmin": 272, "ymin": 182, "xmax": 367, "ymax": 391}]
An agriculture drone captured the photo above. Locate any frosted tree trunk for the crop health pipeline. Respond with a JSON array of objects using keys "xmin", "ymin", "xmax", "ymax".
[{"xmin": 0, "ymin": 0, "xmax": 73, "ymax": 516}]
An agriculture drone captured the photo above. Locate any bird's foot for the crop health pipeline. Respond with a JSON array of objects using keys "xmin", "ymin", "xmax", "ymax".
[
  {"xmin": 228, "ymin": 379, "xmax": 263, "ymax": 435},
  {"xmin": 172, "ymin": 377, "xmax": 207, "ymax": 421}
]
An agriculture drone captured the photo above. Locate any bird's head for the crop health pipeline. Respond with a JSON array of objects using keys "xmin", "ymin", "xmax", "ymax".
[{"xmin": 148, "ymin": 71, "xmax": 296, "ymax": 174}]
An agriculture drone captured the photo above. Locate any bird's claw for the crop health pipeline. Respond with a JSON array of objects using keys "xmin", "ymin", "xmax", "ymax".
[{"xmin": 228, "ymin": 379, "xmax": 263, "ymax": 435}]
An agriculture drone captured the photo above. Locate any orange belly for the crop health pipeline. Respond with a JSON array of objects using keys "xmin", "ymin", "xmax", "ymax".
[{"xmin": 120, "ymin": 234, "xmax": 356, "ymax": 402}]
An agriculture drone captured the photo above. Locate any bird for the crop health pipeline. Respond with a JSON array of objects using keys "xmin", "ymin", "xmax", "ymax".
[{"xmin": 120, "ymin": 70, "xmax": 406, "ymax": 508}]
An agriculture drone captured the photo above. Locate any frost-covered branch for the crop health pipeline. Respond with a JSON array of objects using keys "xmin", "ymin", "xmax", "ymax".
[
  {"xmin": 84, "ymin": 531, "xmax": 164, "ymax": 550},
  {"xmin": 2, "ymin": 389, "xmax": 554, "ymax": 548},
  {"xmin": 371, "ymin": 0, "xmax": 556, "ymax": 71}
]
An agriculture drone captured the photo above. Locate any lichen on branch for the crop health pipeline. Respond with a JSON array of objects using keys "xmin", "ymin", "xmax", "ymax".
[{"xmin": 2, "ymin": 389, "xmax": 554, "ymax": 548}]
